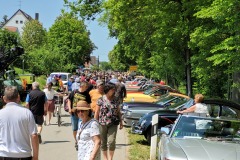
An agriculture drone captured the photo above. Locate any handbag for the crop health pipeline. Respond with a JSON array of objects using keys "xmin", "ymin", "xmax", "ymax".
[
  {"xmin": 64, "ymin": 98, "xmax": 69, "ymax": 112},
  {"xmin": 64, "ymin": 89, "xmax": 77, "ymax": 112}
]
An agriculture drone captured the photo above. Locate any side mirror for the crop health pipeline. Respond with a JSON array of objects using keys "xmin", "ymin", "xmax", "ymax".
[{"xmin": 158, "ymin": 127, "xmax": 170, "ymax": 136}]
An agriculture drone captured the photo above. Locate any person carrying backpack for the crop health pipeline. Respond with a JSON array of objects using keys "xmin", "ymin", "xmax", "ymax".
[{"xmin": 67, "ymin": 81, "xmax": 91, "ymax": 151}]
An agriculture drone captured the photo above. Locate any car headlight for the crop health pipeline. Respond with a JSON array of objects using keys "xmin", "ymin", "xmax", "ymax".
[
  {"xmin": 140, "ymin": 119, "xmax": 147, "ymax": 127},
  {"xmin": 123, "ymin": 105, "xmax": 128, "ymax": 110}
]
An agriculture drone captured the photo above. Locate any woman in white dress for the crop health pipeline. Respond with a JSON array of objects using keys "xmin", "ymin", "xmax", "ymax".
[
  {"xmin": 73, "ymin": 101, "xmax": 101, "ymax": 160},
  {"xmin": 43, "ymin": 82, "xmax": 58, "ymax": 125},
  {"xmin": 177, "ymin": 94, "xmax": 209, "ymax": 115}
]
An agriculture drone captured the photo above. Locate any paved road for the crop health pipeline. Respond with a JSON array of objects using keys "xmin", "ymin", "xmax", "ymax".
[{"xmin": 39, "ymin": 109, "xmax": 129, "ymax": 160}]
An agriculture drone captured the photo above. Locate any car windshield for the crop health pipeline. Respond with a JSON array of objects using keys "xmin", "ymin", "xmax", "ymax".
[
  {"xmin": 155, "ymin": 95, "xmax": 175, "ymax": 105},
  {"xmin": 166, "ymin": 99, "xmax": 189, "ymax": 110},
  {"xmin": 50, "ymin": 74, "xmax": 68, "ymax": 81},
  {"xmin": 171, "ymin": 115, "xmax": 240, "ymax": 142}
]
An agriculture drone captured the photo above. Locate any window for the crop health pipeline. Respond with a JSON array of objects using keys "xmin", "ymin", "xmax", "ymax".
[
  {"xmin": 20, "ymin": 20, "xmax": 23, "ymax": 24},
  {"xmin": 16, "ymin": 20, "xmax": 18, "ymax": 24}
]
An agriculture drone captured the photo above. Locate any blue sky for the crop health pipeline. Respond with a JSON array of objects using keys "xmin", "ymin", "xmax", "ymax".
[{"xmin": 0, "ymin": 0, "xmax": 117, "ymax": 62}]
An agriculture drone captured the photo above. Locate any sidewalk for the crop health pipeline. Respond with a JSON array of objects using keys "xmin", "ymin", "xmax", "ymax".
[{"xmin": 39, "ymin": 110, "xmax": 129, "ymax": 160}]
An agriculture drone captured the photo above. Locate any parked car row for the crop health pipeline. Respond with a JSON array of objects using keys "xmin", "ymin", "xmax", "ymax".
[
  {"xmin": 131, "ymin": 98, "xmax": 240, "ymax": 144},
  {"xmin": 122, "ymin": 92, "xmax": 190, "ymax": 126},
  {"xmin": 124, "ymin": 84, "xmax": 179, "ymax": 102},
  {"xmin": 125, "ymin": 82, "xmax": 240, "ymax": 159}
]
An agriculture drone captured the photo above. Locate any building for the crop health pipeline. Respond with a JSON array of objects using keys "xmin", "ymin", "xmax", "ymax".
[
  {"xmin": 2, "ymin": 9, "xmax": 39, "ymax": 36},
  {"xmin": 83, "ymin": 55, "xmax": 98, "ymax": 68}
]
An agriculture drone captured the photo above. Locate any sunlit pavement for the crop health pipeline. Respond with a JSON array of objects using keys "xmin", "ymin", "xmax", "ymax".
[{"xmin": 39, "ymin": 108, "xmax": 129, "ymax": 160}]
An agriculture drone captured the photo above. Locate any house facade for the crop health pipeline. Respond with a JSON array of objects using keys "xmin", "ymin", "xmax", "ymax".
[{"xmin": 2, "ymin": 9, "xmax": 37, "ymax": 36}]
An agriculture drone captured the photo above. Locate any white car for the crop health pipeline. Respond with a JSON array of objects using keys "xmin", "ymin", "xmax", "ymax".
[{"xmin": 50, "ymin": 72, "xmax": 72, "ymax": 87}]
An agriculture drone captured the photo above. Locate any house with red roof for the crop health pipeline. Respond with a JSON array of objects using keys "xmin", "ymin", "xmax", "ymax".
[{"xmin": 2, "ymin": 9, "xmax": 38, "ymax": 36}]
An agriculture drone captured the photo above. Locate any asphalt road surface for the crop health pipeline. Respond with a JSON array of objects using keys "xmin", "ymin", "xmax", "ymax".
[{"xmin": 39, "ymin": 108, "xmax": 129, "ymax": 160}]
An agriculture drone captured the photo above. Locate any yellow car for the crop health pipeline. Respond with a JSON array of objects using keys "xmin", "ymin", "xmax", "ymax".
[{"xmin": 124, "ymin": 93, "xmax": 157, "ymax": 102}]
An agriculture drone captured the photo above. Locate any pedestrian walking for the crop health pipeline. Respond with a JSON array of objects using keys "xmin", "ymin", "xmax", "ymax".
[
  {"xmin": 43, "ymin": 82, "xmax": 58, "ymax": 125},
  {"xmin": 66, "ymin": 76, "xmax": 74, "ymax": 93},
  {"xmin": 115, "ymin": 76, "xmax": 127, "ymax": 105},
  {"xmin": 72, "ymin": 77, "xmax": 80, "ymax": 91},
  {"xmin": 89, "ymin": 80, "xmax": 104, "ymax": 114},
  {"xmin": 72, "ymin": 101, "xmax": 101, "ymax": 160},
  {"xmin": 94, "ymin": 83, "xmax": 123, "ymax": 160},
  {"xmin": 26, "ymin": 81, "xmax": 47, "ymax": 144},
  {"xmin": 0, "ymin": 86, "xmax": 39, "ymax": 160},
  {"xmin": 68, "ymin": 81, "xmax": 91, "ymax": 151}
]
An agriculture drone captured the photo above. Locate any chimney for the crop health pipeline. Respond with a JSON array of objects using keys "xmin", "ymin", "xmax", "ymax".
[{"xmin": 35, "ymin": 13, "xmax": 39, "ymax": 21}]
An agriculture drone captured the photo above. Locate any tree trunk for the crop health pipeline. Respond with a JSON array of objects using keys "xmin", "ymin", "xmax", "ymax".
[
  {"xmin": 185, "ymin": 48, "xmax": 192, "ymax": 97},
  {"xmin": 231, "ymin": 72, "xmax": 240, "ymax": 103}
]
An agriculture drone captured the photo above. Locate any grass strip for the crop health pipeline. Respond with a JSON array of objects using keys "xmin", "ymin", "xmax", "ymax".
[{"xmin": 127, "ymin": 128, "xmax": 150, "ymax": 160}]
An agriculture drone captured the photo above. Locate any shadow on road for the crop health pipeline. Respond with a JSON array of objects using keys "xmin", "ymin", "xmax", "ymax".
[
  {"xmin": 136, "ymin": 140, "xmax": 149, "ymax": 146},
  {"xmin": 48, "ymin": 123, "xmax": 71, "ymax": 127},
  {"xmin": 43, "ymin": 140, "xmax": 70, "ymax": 144},
  {"xmin": 116, "ymin": 143, "xmax": 130, "ymax": 149}
]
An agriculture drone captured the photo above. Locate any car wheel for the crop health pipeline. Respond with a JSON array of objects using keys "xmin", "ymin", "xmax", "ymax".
[{"xmin": 146, "ymin": 128, "xmax": 151, "ymax": 145}]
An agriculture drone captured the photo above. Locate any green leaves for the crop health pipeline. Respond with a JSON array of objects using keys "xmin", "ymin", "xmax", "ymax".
[
  {"xmin": 21, "ymin": 20, "xmax": 47, "ymax": 52},
  {"xmin": 48, "ymin": 12, "xmax": 94, "ymax": 67}
]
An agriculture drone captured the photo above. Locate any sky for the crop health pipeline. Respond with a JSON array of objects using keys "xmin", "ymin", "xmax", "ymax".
[{"xmin": 0, "ymin": 0, "xmax": 117, "ymax": 62}]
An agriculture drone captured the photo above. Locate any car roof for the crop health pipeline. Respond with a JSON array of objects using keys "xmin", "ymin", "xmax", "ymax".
[{"xmin": 203, "ymin": 99, "xmax": 240, "ymax": 110}]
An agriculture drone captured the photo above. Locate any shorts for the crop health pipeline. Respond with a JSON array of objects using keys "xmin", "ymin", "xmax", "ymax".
[
  {"xmin": 71, "ymin": 115, "xmax": 81, "ymax": 131},
  {"xmin": 33, "ymin": 115, "xmax": 44, "ymax": 125}
]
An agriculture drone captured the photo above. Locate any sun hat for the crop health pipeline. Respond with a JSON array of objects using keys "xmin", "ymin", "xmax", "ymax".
[{"xmin": 75, "ymin": 101, "xmax": 91, "ymax": 111}]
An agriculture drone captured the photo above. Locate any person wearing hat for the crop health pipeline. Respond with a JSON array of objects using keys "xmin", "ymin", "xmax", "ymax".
[
  {"xmin": 72, "ymin": 101, "xmax": 101, "ymax": 160},
  {"xmin": 89, "ymin": 80, "xmax": 104, "ymax": 114}
]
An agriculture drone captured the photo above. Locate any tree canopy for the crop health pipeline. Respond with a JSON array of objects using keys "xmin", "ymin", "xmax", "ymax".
[{"xmin": 63, "ymin": 0, "xmax": 240, "ymax": 101}]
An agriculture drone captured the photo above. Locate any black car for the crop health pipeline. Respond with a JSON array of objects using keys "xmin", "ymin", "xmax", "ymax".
[{"xmin": 132, "ymin": 99, "xmax": 240, "ymax": 144}]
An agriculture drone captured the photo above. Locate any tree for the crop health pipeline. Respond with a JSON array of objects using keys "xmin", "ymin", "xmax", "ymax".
[
  {"xmin": 190, "ymin": 0, "xmax": 240, "ymax": 100},
  {"xmin": 47, "ymin": 12, "xmax": 95, "ymax": 69},
  {"xmin": 64, "ymin": 0, "xmax": 103, "ymax": 20},
  {"xmin": 99, "ymin": 61, "xmax": 112, "ymax": 71},
  {"xmin": 0, "ymin": 15, "xmax": 8, "ymax": 28},
  {"xmin": 0, "ymin": 29, "xmax": 19, "ymax": 50},
  {"xmin": 21, "ymin": 20, "xmax": 47, "ymax": 52}
]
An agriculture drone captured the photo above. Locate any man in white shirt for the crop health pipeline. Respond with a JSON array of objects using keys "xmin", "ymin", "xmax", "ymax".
[{"xmin": 0, "ymin": 86, "xmax": 39, "ymax": 160}]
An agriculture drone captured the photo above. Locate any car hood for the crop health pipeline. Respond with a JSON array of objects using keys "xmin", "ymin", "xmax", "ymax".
[
  {"xmin": 124, "ymin": 93, "xmax": 157, "ymax": 102},
  {"xmin": 123, "ymin": 102, "xmax": 160, "ymax": 107},
  {"xmin": 168, "ymin": 138, "xmax": 240, "ymax": 160}
]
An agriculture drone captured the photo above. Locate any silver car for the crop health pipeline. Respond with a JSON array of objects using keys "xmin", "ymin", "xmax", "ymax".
[{"xmin": 158, "ymin": 113, "xmax": 240, "ymax": 160}]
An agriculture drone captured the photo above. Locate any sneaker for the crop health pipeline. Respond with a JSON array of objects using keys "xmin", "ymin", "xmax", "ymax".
[
  {"xmin": 38, "ymin": 134, "xmax": 42, "ymax": 144},
  {"xmin": 75, "ymin": 142, "xmax": 78, "ymax": 151}
]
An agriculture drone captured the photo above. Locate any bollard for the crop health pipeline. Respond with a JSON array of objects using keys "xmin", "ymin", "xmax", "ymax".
[{"xmin": 150, "ymin": 114, "xmax": 158, "ymax": 160}]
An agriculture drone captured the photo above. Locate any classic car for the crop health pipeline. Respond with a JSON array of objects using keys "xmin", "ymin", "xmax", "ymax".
[
  {"xmin": 124, "ymin": 85, "xmax": 179, "ymax": 102},
  {"xmin": 132, "ymin": 99, "xmax": 240, "ymax": 144},
  {"xmin": 158, "ymin": 114, "xmax": 240, "ymax": 160},
  {"xmin": 123, "ymin": 93, "xmax": 190, "ymax": 126}
]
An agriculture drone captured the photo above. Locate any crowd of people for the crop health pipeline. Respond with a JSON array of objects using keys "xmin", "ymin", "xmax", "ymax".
[
  {"xmin": 0, "ymin": 71, "xmax": 127, "ymax": 160},
  {"xmin": 0, "ymin": 70, "xmax": 208, "ymax": 160}
]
